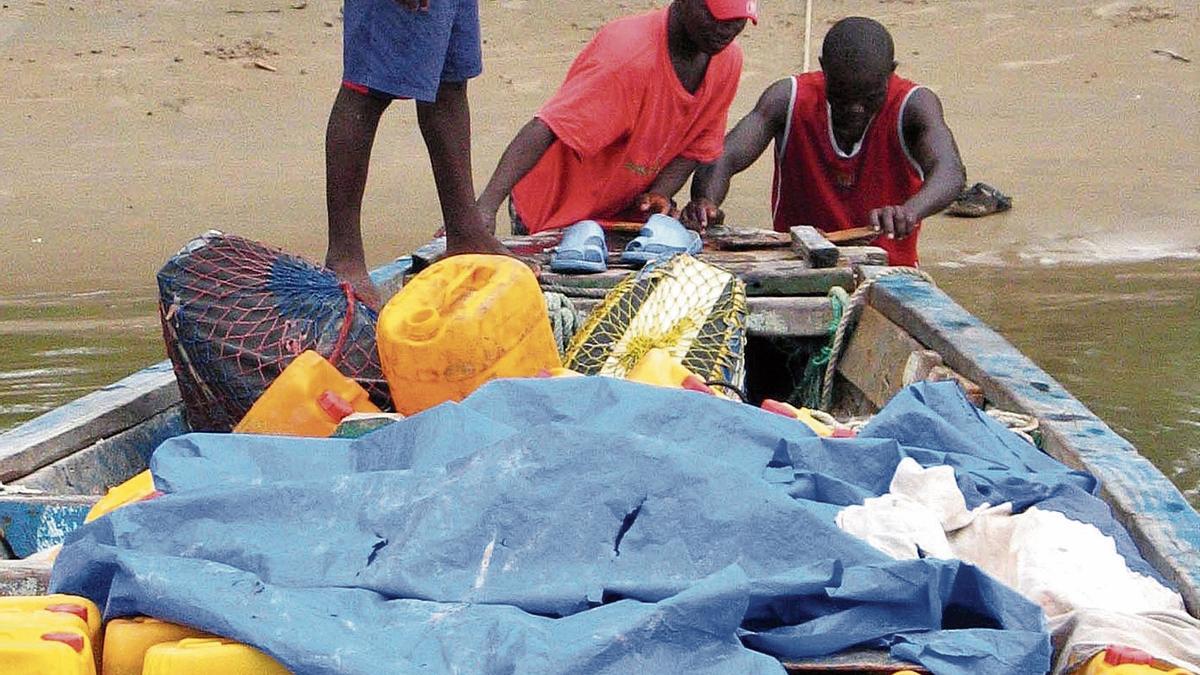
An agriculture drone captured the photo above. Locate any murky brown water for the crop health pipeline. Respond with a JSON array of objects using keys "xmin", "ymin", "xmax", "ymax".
[{"xmin": 1, "ymin": 257, "xmax": 1197, "ymax": 506}]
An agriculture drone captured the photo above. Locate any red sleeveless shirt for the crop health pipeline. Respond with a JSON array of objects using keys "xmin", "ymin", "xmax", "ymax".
[{"xmin": 770, "ymin": 72, "xmax": 925, "ymax": 266}]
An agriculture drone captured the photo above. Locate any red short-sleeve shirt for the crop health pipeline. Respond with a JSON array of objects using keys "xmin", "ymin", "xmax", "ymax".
[{"xmin": 512, "ymin": 9, "xmax": 742, "ymax": 233}]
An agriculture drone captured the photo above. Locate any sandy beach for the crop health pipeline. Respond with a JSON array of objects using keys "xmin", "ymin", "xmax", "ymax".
[{"xmin": 0, "ymin": 0, "xmax": 1196, "ymax": 291}]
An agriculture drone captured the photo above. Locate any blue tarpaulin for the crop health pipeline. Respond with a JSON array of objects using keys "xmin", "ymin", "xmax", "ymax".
[{"xmin": 52, "ymin": 378, "xmax": 1154, "ymax": 674}]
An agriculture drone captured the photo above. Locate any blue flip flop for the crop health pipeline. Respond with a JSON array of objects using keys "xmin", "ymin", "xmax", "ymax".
[
  {"xmin": 620, "ymin": 214, "xmax": 702, "ymax": 267},
  {"xmin": 550, "ymin": 220, "xmax": 608, "ymax": 274}
]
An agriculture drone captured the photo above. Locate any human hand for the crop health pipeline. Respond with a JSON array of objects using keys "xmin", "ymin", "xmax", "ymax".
[
  {"xmin": 394, "ymin": 0, "xmax": 430, "ymax": 11},
  {"xmin": 679, "ymin": 197, "xmax": 724, "ymax": 235},
  {"xmin": 634, "ymin": 192, "xmax": 677, "ymax": 218},
  {"xmin": 869, "ymin": 204, "xmax": 919, "ymax": 240}
]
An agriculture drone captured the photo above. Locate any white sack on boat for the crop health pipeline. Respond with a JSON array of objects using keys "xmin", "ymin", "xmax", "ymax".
[{"xmin": 836, "ymin": 457, "xmax": 1185, "ymax": 617}]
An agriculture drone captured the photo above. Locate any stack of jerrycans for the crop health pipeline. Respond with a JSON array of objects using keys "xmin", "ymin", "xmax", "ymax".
[
  {"xmin": 101, "ymin": 617, "xmax": 287, "ymax": 675},
  {"xmin": 0, "ymin": 596, "xmax": 291, "ymax": 674},
  {"xmin": 0, "ymin": 594, "xmax": 102, "ymax": 674}
]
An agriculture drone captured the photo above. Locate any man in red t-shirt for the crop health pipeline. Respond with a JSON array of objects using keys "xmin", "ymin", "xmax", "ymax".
[
  {"xmin": 684, "ymin": 17, "xmax": 965, "ymax": 266},
  {"xmin": 477, "ymin": 0, "xmax": 757, "ymax": 235}
]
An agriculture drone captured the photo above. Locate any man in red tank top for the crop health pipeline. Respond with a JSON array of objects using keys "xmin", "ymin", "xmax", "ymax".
[{"xmin": 684, "ymin": 17, "xmax": 965, "ymax": 266}]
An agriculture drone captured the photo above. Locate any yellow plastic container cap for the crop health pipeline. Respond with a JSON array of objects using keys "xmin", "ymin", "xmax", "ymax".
[
  {"xmin": 142, "ymin": 638, "xmax": 290, "ymax": 675},
  {"xmin": 101, "ymin": 617, "xmax": 214, "ymax": 675},
  {"xmin": 377, "ymin": 255, "xmax": 562, "ymax": 415},
  {"xmin": 234, "ymin": 350, "xmax": 381, "ymax": 437}
]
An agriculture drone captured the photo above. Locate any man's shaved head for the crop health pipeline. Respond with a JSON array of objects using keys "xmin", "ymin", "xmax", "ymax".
[
  {"xmin": 819, "ymin": 17, "xmax": 899, "ymax": 148},
  {"xmin": 821, "ymin": 17, "xmax": 895, "ymax": 76}
]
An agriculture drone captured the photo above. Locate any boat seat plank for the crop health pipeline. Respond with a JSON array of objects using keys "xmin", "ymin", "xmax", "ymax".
[
  {"xmin": 566, "ymin": 296, "xmax": 834, "ymax": 338},
  {"xmin": 869, "ymin": 274, "xmax": 1200, "ymax": 616},
  {"xmin": 541, "ymin": 261, "xmax": 853, "ymax": 297}
]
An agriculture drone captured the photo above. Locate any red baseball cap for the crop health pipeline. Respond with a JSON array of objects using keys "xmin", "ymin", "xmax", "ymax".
[{"xmin": 707, "ymin": 0, "xmax": 758, "ymax": 24}]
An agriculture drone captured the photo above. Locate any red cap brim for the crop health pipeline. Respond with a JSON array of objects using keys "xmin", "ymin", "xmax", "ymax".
[{"xmin": 707, "ymin": 0, "xmax": 758, "ymax": 24}]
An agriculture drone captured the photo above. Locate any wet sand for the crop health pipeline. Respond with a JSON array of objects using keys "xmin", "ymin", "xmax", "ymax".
[{"xmin": 0, "ymin": 0, "xmax": 1197, "ymax": 497}]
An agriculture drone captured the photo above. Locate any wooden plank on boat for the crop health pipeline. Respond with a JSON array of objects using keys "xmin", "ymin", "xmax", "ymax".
[
  {"xmin": 790, "ymin": 226, "xmax": 839, "ymax": 268},
  {"xmin": 745, "ymin": 297, "xmax": 834, "ymax": 337},
  {"xmin": 783, "ymin": 649, "xmax": 927, "ymax": 672},
  {"xmin": 568, "ymin": 296, "xmax": 833, "ymax": 338},
  {"xmin": 837, "ymin": 246, "xmax": 889, "ymax": 267},
  {"xmin": 868, "ymin": 274, "xmax": 1200, "ymax": 614},
  {"xmin": 0, "ymin": 361, "xmax": 181, "ymax": 483},
  {"xmin": 540, "ymin": 260, "xmax": 853, "ymax": 297},
  {"xmin": 18, "ymin": 406, "xmax": 186, "ymax": 494},
  {"xmin": 699, "ymin": 249, "xmax": 800, "ymax": 264},
  {"xmin": 0, "ymin": 559, "xmax": 52, "ymax": 596},
  {"xmin": 837, "ymin": 306, "xmax": 925, "ymax": 409},
  {"xmin": 0, "ymin": 495, "xmax": 97, "ymax": 559},
  {"xmin": 724, "ymin": 261, "xmax": 854, "ymax": 296},
  {"xmin": 824, "ymin": 226, "xmax": 877, "ymax": 245},
  {"xmin": 706, "ymin": 226, "xmax": 791, "ymax": 251}
]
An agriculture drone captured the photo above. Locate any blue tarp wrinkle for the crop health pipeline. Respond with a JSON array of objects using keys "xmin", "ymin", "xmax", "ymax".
[{"xmin": 56, "ymin": 377, "xmax": 1157, "ymax": 674}]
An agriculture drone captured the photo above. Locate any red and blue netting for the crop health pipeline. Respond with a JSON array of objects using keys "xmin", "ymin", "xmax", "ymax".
[{"xmin": 157, "ymin": 232, "xmax": 391, "ymax": 431}]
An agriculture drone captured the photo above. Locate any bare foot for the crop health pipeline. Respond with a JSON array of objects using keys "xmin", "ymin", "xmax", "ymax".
[
  {"xmin": 326, "ymin": 258, "xmax": 383, "ymax": 311},
  {"xmin": 345, "ymin": 274, "xmax": 382, "ymax": 312},
  {"xmin": 445, "ymin": 229, "xmax": 542, "ymax": 277}
]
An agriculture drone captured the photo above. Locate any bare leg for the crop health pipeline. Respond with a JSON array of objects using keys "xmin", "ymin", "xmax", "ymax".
[
  {"xmin": 325, "ymin": 86, "xmax": 389, "ymax": 309},
  {"xmin": 415, "ymin": 80, "xmax": 509, "ymax": 257}
]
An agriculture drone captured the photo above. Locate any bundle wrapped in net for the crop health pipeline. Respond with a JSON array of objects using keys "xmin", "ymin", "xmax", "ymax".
[
  {"xmin": 157, "ymin": 231, "xmax": 391, "ymax": 431},
  {"xmin": 564, "ymin": 254, "xmax": 747, "ymax": 397}
]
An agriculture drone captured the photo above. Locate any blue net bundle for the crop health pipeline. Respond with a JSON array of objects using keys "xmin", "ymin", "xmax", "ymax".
[{"xmin": 157, "ymin": 232, "xmax": 391, "ymax": 431}]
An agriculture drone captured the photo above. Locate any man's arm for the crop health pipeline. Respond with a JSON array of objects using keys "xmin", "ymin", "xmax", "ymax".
[
  {"xmin": 629, "ymin": 156, "xmax": 701, "ymax": 216},
  {"xmin": 870, "ymin": 88, "xmax": 966, "ymax": 239},
  {"xmin": 477, "ymin": 118, "xmax": 558, "ymax": 233},
  {"xmin": 682, "ymin": 78, "xmax": 791, "ymax": 230}
]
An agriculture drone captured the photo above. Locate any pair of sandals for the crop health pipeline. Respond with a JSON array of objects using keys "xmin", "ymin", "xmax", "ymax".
[
  {"xmin": 946, "ymin": 182, "xmax": 1013, "ymax": 218},
  {"xmin": 549, "ymin": 214, "xmax": 702, "ymax": 274}
]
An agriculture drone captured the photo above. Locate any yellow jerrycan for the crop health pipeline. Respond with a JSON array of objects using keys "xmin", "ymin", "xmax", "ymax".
[
  {"xmin": 234, "ymin": 350, "xmax": 381, "ymax": 437},
  {"xmin": 377, "ymin": 254, "xmax": 562, "ymax": 415},
  {"xmin": 141, "ymin": 637, "xmax": 290, "ymax": 675},
  {"xmin": 0, "ymin": 611, "xmax": 97, "ymax": 675},
  {"xmin": 101, "ymin": 617, "xmax": 214, "ymax": 675}
]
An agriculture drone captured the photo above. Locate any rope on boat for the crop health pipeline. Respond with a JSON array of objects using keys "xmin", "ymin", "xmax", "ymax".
[
  {"xmin": 819, "ymin": 266, "xmax": 936, "ymax": 410},
  {"xmin": 986, "ymin": 407, "xmax": 1041, "ymax": 446},
  {"xmin": 544, "ymin": 291, "xmax": 583, "ymax": 357}
]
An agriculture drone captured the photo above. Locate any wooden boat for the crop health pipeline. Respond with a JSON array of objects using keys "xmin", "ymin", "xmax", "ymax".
[{"xmin": 1, "ymin": 227, "xmax": 1197, "ymax": 673}]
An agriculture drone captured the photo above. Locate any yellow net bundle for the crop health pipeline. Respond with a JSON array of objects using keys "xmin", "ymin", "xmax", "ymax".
[{"xmin": 564, "ymin": 254, "xmax": 748, "ymax": 397}]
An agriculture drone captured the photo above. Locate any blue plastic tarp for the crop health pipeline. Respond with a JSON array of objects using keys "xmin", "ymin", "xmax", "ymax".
[{"xmin": 50, "ymin": 377, "xmax": 1154, "ymax": 674}]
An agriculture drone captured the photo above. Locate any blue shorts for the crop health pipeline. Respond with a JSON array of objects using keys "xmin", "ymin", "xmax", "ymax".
[{"xmin": 342, "ymin": 0, "xmax": 482, "ymax": 103}]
